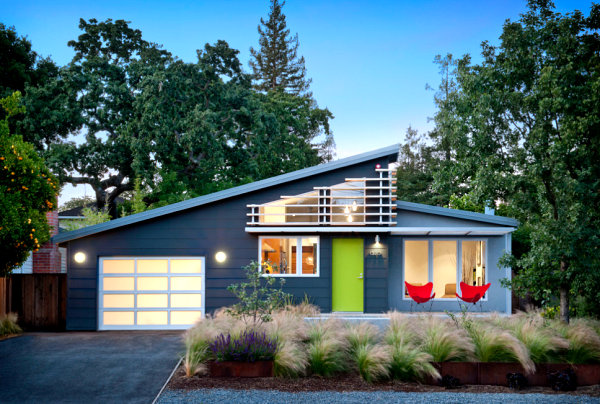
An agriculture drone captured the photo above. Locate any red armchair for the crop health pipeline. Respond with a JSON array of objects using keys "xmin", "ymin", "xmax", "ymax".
[
  {"xmin": 405, "ymin": 281, "xmax": 435, "ymax": 311},
  {"xmin": 456, "ymin": 282, "xmax": 491, "ymax": 309}
]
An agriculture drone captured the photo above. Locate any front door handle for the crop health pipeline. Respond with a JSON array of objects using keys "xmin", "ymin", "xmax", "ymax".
[{"xmin": 357, "ymin": 272, "xmax": 364, "ymax": 279}]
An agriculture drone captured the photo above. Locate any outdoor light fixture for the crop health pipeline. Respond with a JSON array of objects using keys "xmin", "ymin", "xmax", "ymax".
[
  {"xmin": 215, "ymin": 251, "xmax": 227, "ymax": 263},
  {"xmin": 73, "ymin": 252, "xmax": 86, "ymax": 264},
  {"xmin": 375, "ymin": 163, "xmax": 381, "ymax": 169},
  {"xmin": 352, "ymin": 200, "xmax": 358, "ymax": 212},
  {"xmin": 375, "ymin": 235, "xmax": 380, "ymax": 245}
]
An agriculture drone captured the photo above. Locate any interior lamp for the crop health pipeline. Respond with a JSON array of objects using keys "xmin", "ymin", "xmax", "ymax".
[
  {"xmin": 344, "ymin": 205, "xmax": 350, "ymax": 214},
  {"xmin": 215, "ymin": 251, "xmax": 227, "ymax": 263},
  {"xmin": 347, "ymin": 215, "xmax": 353, "ymax": 223},
  {"xmin": 73, "ymin": 252, "xmax": 86, "ymax": 264},
  {"xmin": 352, "ymin": 200, "xmax": 358, "ymax": 212}
]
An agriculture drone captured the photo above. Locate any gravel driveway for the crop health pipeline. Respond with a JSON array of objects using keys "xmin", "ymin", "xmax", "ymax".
[
  {"xmin": 158, "ymin": 388, "xmax": 600, "ymax": 403},
  {"xmin": 0, "ymin": 332, "xmax": 182, "ymax": 404}
]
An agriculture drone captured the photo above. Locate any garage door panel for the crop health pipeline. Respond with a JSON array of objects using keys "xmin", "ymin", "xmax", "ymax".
[
  {"xmin": 137, "ymin": 294, "xmax": 168, "ymax": 308},
  {"xmin": 103, "ymin": 260, "xmax": 134, "ymax": 274},
  {"xmin": 171, "ymin": 277, "xmax": 202, "ymax": 291},
  {"xmin": 171, "ymin": 311, "xmax": 202, "ymax": 325},
  {"xmin": 137, "ymin": 277, "xmax": 168, "ymax": 291},
  {"xmin": 171, "ymin": 293, "xmax": 202, "ymax": 308},
  {"xmin": 103, "ymin": 294, "xmax": 135, "ymax": 308},
  {"xmin": 103, "ymin": 277, "xmax": 134, "ymax": 291},
  {"xmin": 99, "ymin": 257, "xmax": 204, "ymax": 330},
  {"xmin": 137, "ymin": 259, "xmax": 168, "ymax": 273},
  {"xmin": 103, "ymin": 311, "xmax": 134, "ymax": 325}
]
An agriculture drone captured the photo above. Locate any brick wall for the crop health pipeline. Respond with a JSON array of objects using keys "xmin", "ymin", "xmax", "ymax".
[{"xmin": 33, "ymin": 210, "xmax": 62, "ymax": 273}]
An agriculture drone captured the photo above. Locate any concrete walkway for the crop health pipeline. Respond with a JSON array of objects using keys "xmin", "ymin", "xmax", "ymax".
[{"xmin": 0, "ymin": 331, "xmax": 183, "ymax": 404}]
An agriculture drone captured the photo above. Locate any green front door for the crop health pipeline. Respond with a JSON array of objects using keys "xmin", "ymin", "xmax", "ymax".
[{"xmin": 332, "ymin": 238, "xmax": 364, "ymax": 312}]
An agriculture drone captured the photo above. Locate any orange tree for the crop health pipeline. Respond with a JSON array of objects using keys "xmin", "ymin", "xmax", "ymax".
[{"xmin": 0, "ymin": 92, "xmax": 58, "ymax": 276}]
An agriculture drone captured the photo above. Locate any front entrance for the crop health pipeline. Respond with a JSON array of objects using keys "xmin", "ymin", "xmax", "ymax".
[{"xmin": 332, "ymin": 238, "xmax": 364, "ymax": 312}]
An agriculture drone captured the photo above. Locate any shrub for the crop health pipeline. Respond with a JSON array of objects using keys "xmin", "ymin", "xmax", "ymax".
[
  {"xmin": 497, "ymin": 313, "xmax": 568, "ymax": 364},
  {"xmin": 468, "ymin": 322, "xmax": 534, "ymax": 374},
  {"xmin": 419, "ymin": 317, "xmax": 474, "ymax": 362},
  {"xmin": 388, "ymin": 341, "xmax": 439, "ymax": 382},
  {"xmin": 354, "ymin": 343, "xmax": 391, "ymax": 383},
  {"xmin": 210, "ymin": 330, "xmax": 277, "ymax": 362},
  {"xmin": 0, "ymin": 313, "xmax": 22, "ymax": 336},
  {"xmin": 183, "ymin": 337, "xmax": 211, "ymax": 377},
  {"xmin": 552, "ymin": 319, "xmax": 600, "ymax": 364},
  {"xmin": 226, "ymin": 261, "xmax": 292, "ymax": 325},
  {"xmin": 385, "ymin": 311, "xmax": 418, "ymax": 346},
  {"xmin": 307, "ymin": 319, "xmax": 349, "ymax": 377},
  {"xmin": 346, "ymin": 322, "xmax": 379, "ymax": 353},
  {"xmin": 264, "ymin": 310, "xmax": 309, "ymax": 377},
  {"xmin": 273, "ymin": 340, "xmax": 308, "ymax": 377}
]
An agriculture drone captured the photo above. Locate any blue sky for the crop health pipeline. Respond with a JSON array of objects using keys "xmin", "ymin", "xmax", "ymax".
[{"xmin": 3, "ymin": 0, "xmax": 593, "ymax": 203}]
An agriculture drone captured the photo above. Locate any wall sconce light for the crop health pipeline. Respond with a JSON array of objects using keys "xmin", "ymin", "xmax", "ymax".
[
  {"xmin": 375, "ymin": 235, "xmax": 380, "ymax": 246},
  {"xmin": 73, "ymin": 252, "xmax": 86, "ymax": 264},
  {"xmin": 215, "ymin": 251, "xmax": 227, "ymax": 263}
]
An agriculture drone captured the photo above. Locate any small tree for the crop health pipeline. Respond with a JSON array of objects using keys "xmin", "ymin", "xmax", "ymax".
[
  {"xmin": 226, "ymin": 261, "xmax": 291, "ymax": 325},
  {"xmin": 64, "ymin": 207, "xmax": 110, "ymax": 231},
  {"xmin": 0, "ymin": 92, "xmax": 58, "ymax": 276}
]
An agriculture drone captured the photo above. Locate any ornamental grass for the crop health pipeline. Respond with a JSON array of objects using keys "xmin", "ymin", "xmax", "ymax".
[{"xmin": 0, "ymin": 313, "xmax": 22, "ymax": 337}]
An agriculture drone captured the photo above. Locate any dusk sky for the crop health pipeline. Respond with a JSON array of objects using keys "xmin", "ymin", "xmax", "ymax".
[{"xmin": 3, "ymin": 0, "xmax": 593, "ymax": 203}]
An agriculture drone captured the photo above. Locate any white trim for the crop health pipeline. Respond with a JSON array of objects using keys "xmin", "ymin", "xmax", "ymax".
[
  {"xmin": 258, "ymin": 236, "xmax": 320, "ymax": 277},
  {"xmin": 505, "ymin": 233, "xmax": 512, "ymax": 314},
  {"xmin": 246, "ymin": 226, "xmax": 516, "ymax": 234},
  {"xmin": 98, "ymin": 256, "xmax": 205, "ymax": 331},
  {"xmin": 402, "ymin": 238, "xmax": 490, "ymax": 302}
]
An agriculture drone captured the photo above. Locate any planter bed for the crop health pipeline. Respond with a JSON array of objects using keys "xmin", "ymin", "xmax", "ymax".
[
  {"xmin": 168, "ymin": 366, "xmax": 600, "ymax": 396},
  {"xmin": 208, "ymin": 360, "xmax": 274, "ymax": 378},
  {"xmin": 432, "ymin": 362, "xmax": 600, "ymax": 386}
]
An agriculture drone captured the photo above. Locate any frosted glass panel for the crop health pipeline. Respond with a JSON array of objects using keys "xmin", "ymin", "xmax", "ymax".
[
  {"xmin": 171, "ymin": 294, "xmax": 202, "ymax": 308},
  {"xmin": 137, "ymin": 294, "xmax": 168, "ymax": 308},
  {"xmin": 171, "ymin": 277, "xmax": 202, "ymax": 291},
  {"xmin": 103, "ymin": 311, "xmax": 134, "ymax": 325},
  {"xmin": 171, "ymin": 260, "xmax": 203, "ymax": 274},
  {"xmin": 170, "ymin": 311, "xmax": 202, "ymax": 325},
  {"xmin": 137, "ymin": 311, "xmax": 168, "ymax": 325},
  {"xmin": 103, "ymin": 277, "xmax": 134, "ymax": 291},
  {"xmin": 433, "ymin": 241, "xmax": 457, "ymax": 298},
  {"xmin": 137, "ymin": 277, "xmax": 168, "ymax": 291},
  {"xmin": 103, "ymin": 294, "xmax": 134, "ymax": 308},
  {"xmin": 138, "ymin": 260, "xmax": 167, "ymax": 273},
  {"xmin": 404, "ymin": 241, "xmax": 428, "ymax": 295},
  {"xmin": 103, "ymin": 260, "xmax": 134, "ymax": 274}
]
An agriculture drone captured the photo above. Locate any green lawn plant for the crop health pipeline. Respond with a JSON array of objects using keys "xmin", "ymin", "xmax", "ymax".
[{"xmin": 0, "ymin": 313, "xmax": 22, "ymax": 337}]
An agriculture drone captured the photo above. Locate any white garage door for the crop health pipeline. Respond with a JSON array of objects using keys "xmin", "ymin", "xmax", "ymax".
[{"xmin": 98, "ymin": 257, "xmax": 205, "ymax": 330}]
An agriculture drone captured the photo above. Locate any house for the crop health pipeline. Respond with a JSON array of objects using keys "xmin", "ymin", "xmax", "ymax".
[{"xmin": 53, "ymin": 144, "xmax": 518, "ymax": 331}]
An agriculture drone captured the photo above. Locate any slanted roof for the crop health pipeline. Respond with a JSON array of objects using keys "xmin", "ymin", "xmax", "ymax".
[
  {"xmin": 396, "ymin": 201, "xmax": 519, "ymax": 227},
  {"xmin": 53, "ymin": 144, "xmax": 400, "ymax": 244}
]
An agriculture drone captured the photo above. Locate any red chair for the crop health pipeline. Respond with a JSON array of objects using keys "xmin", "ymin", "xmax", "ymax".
[
  {"xmin": 405, "ymin": 281, "xmax": 435, "ymax": 312},
  {"xmin": 456, "ymin": 282, "xmax": 491, "ymax": 310}
]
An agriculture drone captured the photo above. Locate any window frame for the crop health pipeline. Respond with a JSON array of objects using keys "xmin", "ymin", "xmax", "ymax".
[
  {"xmin": 402, "ymin": 238, "xmax": 489, "ymax": 301},
  {"xmin": 258, "ymin": 235, "xmax": 320, "ymax": 277}
]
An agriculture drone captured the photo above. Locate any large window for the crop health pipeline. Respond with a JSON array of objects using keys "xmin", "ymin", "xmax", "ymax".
[
  {"xmin": 403, "ymin": 240, "xmax": 487, "ymax": 299},
  {"xmin": 259, "ymin": 236, "xmax": 319, "ymax": 277}
]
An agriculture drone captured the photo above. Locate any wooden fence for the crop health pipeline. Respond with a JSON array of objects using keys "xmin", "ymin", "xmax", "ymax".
[{"xmin": 0, "ymin": 274, "xmax": 67, "ymax": 331}]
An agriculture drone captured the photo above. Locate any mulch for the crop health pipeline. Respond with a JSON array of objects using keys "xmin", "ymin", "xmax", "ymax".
[{"xmin": 167, "ymin": 366, "xmax": 600, "ymax": 396}]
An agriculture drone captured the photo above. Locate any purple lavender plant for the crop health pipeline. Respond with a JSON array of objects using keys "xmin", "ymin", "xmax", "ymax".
[{"xmin": 209, "ymin": 330, "xmax": 277, "ymax": 362}]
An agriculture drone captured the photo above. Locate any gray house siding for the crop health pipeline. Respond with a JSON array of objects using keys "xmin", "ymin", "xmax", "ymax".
[
  {"xmin": 397, "ymin": 211, "xmax": 500, "ymax": 228},
  {"xmin": 65, "ymin": 156, "xmax": 395, "ymax": 330}
]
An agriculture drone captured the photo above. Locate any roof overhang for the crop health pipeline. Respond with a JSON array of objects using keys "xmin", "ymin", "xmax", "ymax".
[{"xmin": 246, "ymin": 226, "xmax": 516, "ymax": 235}]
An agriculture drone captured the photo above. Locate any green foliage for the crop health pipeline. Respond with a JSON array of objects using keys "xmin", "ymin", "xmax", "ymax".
[
  {"xmin": 64, "ymin": 207, "xmax": 110, "ymax": 231},
  {"xmin": 395, "ymin": 126, "xmax": 441, "ymax": 205},
  {"xmin": 420, "ymin": 317, "xmax": 474, "ymax": 362},
  {"xmin": 0, "ymin": 313, "xmax": 22, "ymax": 336},
  {"xmin": 0, "ymin": 92, "xmax": 58, "ymax": 276},
  {"xmin": 307, "ymin": 319, "xmax": 349, "ymax": 377},
  {"xmin": 226, "ymin": 261, "xmax": 291, "ymax": 325},
  {"xmin": 447, "ymin": 193, "xmax": 484, "ymax": 213},
  {"xmin": 59, "ymin": 195, "xmax": 95, "ymax": 212},
  {"xmin": 249, "ymin": 0, "xmax": 311, "ymax": 96},
  {"xmin": 354, "ymin": 344, "xmax": 391, "ymax": 383},
  {"xmin": 429, "ymin": 2, "xmax": 600, "ymax": 321}
]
